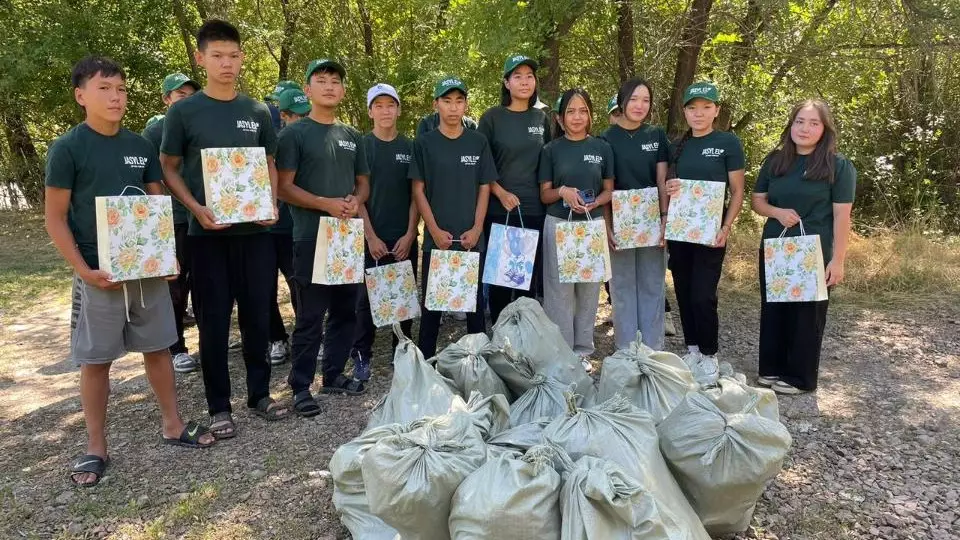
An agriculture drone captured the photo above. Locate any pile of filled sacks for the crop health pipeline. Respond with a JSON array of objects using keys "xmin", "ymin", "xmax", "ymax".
[{"xmin": 330, "ymin": 298, "xmax": 793, "ymax": 540}]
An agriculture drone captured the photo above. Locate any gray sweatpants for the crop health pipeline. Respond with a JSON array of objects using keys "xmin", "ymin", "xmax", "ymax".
[
  {"xmin": 542, "ymin": 214, "xmax": 602, "ymax": 356},
  {"xmin": 610, "ymin": 245, "xmax": 667, "ymax": 350}
]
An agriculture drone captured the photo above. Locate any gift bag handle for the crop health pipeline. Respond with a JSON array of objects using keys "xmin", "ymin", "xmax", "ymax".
[
  {"xmin": 505, "ymin": 207, "xmax": 526, "ymax": 229},
  {"xmin": 566, "ymin": 209, "xmax": 595, "ymax": 222},
  {"xmin": 119, "ymin": 185, "xmax": 148, "ymax": 197},
  {"xmin": 450, "ymin": 239, "xmax": 472, "ymax": 252},
  {"xmin": 777, "ymin": 218, "xmax": 806, "ymax": 238},
  {"xmin": 373, "ymin": 251, "xmax": 396, "ymax": 267}
]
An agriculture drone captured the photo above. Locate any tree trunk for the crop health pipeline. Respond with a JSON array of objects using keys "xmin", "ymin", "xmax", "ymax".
[
  {"xmin": 193, "ymin": 0, "xmax": 208, "ymax": 21},
  {"xmin": 616, "ymin": 0, "xmax": 635, "ymax": 81},
  {"xmin": 717, "ymin": 0, "xmax": 765, "ymax": 130},
  {"xmin": 2, "ymin": 110, "xmax": 42, "ymax": 206},
  {"xmin": 357, "ymin": 0, "xmax": 375, "ymax": 59},
  {"xmin": 173, "ymin": 0, "xmax": 200, "ymax": 80},
  {"xmin": 666, "ymin": 0, "xmax": 715, "ymax": 138},
  {"xmin": 277, "ymin": 0, "xmax": 298, "ymax": 79}
]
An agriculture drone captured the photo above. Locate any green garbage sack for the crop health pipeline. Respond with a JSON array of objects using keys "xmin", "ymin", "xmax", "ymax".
[
  {"xmin": 449, "ymin": 445, "xmax": 563, "ymax": 539},
  {"xmin": 434, "ymin": 333, "xmax": 513, "ymax": 401},
  {"xmin": 545, "ymin": 396, "xmax": 710, "ymax": 540},
  {"xmin": 330, "ymin": 422, "xmax": 413, "ymax": 540},
  {"xmin": 658, "ymin": 377, "xmax": 792, "ymax": 535},
  {"xmin": 560, "ymin": 455, "xmax": 678, "ymax": 540},
  {"xmin": 487, "ymin": 420, "xmax": 552, "ymax": 452},
  {"xmin": 491, "ymin": 298, "xmax": 595, "ymax": 399},
  {"xmin": 362, "ymin": 410, "xmax": 488, "ymax": 540},
  {"xmin": 367, "ymin": 325, "xmax": 458, "ymax": 430},
  {"xmin": 463, "ymin": 391, "xmax": 511, "ymax": 440},
  {"xmin": 596, "ymin": 332, "xmax": 696, "ymax": 423},
  {"xmin": 509, "ymin": 375, "xmax": 576, "ymax": 427}
]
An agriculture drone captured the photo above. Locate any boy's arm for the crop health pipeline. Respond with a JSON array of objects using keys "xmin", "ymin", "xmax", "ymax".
[
  {"xmin": 413, "ymin": 179, "xmax": 452, "ymax": 250},
  {"xmin": 460, "ymin": 185, "xmax": 490, "ymax": 250},
  {"xmin": 392, "ymin": 200, "xmax": 420, "ymax": 261},
  {"xmin": 358, "ymin": 193, "xmax": 388, "ymax": 260},
  {"xmin": 44, "ymin": 187, "xmax": 118, "ymax": 290}
]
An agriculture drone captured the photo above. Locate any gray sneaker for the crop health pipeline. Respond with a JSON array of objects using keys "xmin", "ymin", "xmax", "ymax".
[
  {"xmin": 172, "ymin": 352, "xmax": 199, "ymax": 373},
  {"xmin": 268, "ymin": 340, "xmax": 289, "ymax": 365}
]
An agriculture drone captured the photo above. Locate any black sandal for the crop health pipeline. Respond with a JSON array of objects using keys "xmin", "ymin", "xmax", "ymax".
[
  {"xmin": 292, "ymin": 390, "xmax": 322, "ymax": 418},
  {"xmin": 69, "ymin": 454, "xmax": 109, "ymax": 488},
  {"xmin": 162, "ymin": 420, "xmax": 216, "ymax": 448},
  {"xmin": 251, "ymin": 396, "xmax": 290, "ymax": 421},
  {"xmin": 209, "ymin": 412, "xmax": 237, "ymax": 440},
  {"xmin": 320, "ymin": 375, "xmax": 366, "ymax": 396}
]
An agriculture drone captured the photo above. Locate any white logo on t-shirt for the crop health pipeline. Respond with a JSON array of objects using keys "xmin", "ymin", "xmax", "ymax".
[
  {"xmin": 395, "ymin": 153, "xmax": 411, "ymax": 163},
  {"xmin": 641, "ymin": 142, "xmax": 659, "ymax": 152},
  {"xmin": 583, "ymin": 154, "xmax": 603, "ymax": 165},
  {"xmin": 237, "ymin": 120, "xmax": 260, "ymax": 133},
  {"xmin": 123, "ymin": 156, "xmax": 148, "ymax": 169},
  {"xmin": 461, "ymin": 155, "xmax": 480, "ymax": 166},
  {"xmin": 528, "ymin": 126, "xmax": 545, "ymax": 136},
  {"xmin": 701, "ymin": 148, "xmax": 725, "ymax": 157},
  {"xmin": 338, "ymin": 140, "xmax": 357, "ymax": 152}
]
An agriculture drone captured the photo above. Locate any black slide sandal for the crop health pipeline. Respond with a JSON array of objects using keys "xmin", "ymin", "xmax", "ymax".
[
  {"xmin": 293, "ymin": 390, "xmax": 322, "ymax": 418},
  {"xmin": 320, "ymin": 375, "xmax": 366, "ymax": 396},
  {"xmin": 69, "ymin": 454, "xmax": 109, "ymax": 487},
  {"xmin": 162, "ymin": 420, "xmax": 216, "ymax": 448},
  {"xmin": 209, "ymin": 412, "xmax": 237, "ymax": 440}
]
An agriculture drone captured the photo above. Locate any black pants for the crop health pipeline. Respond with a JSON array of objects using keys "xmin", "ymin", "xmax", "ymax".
[
  {"xmin": 268, "ymin": 233, "xmax": 296, "ymax": 343},
  {"xmin": 168, "ymin": 222, "xmax": 191, "ymax": 355},
  {"xmin": 758, "ymin": 249, "xmax": 830, "ymax": 391},
  {"xmin": 418, "ymin": 249, "xmax": 486, "ymax": 359},
  {"xmin": 191, "ymin": 233, "xmax": 275, "ymax": 415},
  {"xmin": 352, "ymin": 237, "xmax": 418, "ymax": 358},
  {"xmin": 667, "ymin": 240, "xmax": 726, "ymax": 356},
  {"xmin": 482, "ymin": 213, "xmax": 545, "ymax": 325},
  {"xmin": 288, "ymin": 240, "xmax": 359, "ymax": 394}
]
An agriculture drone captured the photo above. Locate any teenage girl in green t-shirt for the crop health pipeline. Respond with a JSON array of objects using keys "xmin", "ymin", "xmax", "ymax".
[{"xmin": 751, "ymin": 99, "xmax": 856, "ymax": 395}]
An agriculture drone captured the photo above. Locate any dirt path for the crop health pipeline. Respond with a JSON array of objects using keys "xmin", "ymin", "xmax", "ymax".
[{"xmin": 0, "ymin": 288, "xmax": 958, "ymax": 539}]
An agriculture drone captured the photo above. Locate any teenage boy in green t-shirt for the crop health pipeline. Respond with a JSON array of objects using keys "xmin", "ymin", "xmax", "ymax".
[
  {"xmin": 161, "ymin": 20, "xmax": 289, "ymax": 439},
  {"xmin": 141, "ymin": 72, "xmax": 200, "ymax": 374},
  {"xmin": 46, "ymin": 56, "xmax": 216, "ymax": 487},
  {"xmin": 349, "ymin": 83, "xmax": 418, "ymax": 380},
  {"xmin": 411, "ymin": 76, "xmax": 498, "ymax": 358},
  {"xmin": 277, "ymin": 59, "xmax": 370, "ymax": 416}
]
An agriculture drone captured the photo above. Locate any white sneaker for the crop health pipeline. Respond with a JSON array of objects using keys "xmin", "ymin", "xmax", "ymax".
[
  {"xmin": 172, "ymin": 352, "xmax": 199, "ymax": 373},
  {"xmin": 269, "ymin": 341, "xmax": 289, "ymax": 365},
  {"xmin": 681, "ymin": 351, "xmax": 701, "ymax": 369},
  {"xmin": 772, "ymin": 381, "xmax": 807, "ymax": 395},
  {"xmin": 664, "ymin": 313, "xmax": 677, "ymax": 336},
  {"xmin": 580, "ymin": 356, "xmax": 595, "ymax": 374},
  {"xmin": 757, "ymin": 376, "xmax": 779, "ymax": 387}
]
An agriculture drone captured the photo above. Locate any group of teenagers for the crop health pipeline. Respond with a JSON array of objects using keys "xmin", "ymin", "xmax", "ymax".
[{"xmin": 44, "ymin": 19, "xmax": 856, "ymax": 487}]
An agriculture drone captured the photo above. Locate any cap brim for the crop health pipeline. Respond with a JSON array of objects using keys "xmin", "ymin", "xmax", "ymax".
[
  {"xmin": 167, "ymin": 80, "xmax": 200, "ymax": 94},
  {"xmin": 435, "ymin": 86, "xmax": 468, "ymax": 99},
  {"xmin": 683, "ymin": 95, "xmax": 718, "ymax": 106},
  {"xmin": 286, "ymin": 103, "xmax": 312, "ymax": 115},
  {"xmin": 307, "ymin": 62, "xmax": 346, "ymax": 81},
  {"xmin": 367, "ymin": 92, "xmax": 400, "ymax": 107},
  {"xmin": 505, "ymin": 59, "xmax": 538, "ymax": 77}
]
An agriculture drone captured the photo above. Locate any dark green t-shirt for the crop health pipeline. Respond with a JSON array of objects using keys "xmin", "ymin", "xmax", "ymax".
[
  {"xmin": 364, "ymin": 133, "xmax": 413, "ymax": 241},
  {"xmin": 415, "ymin": 112, "xmax": 478, "ymax": 137},
  {"xmin": 670, "ymin": 130, "xmax": 745, "ymax": 185},
  {"xmin": 755, "ymin": 153, "xmax": 857, "ymax": 262},
  {"xmin": 538, "ymin": 136, "xmax": 615, "ymax": 221},
  {"xmin": 409, "ymin": 128, "xmax": 498, "ymax": 251},
  {"xmin": 601, "ymin": 124, "xmax": 669, "ymax": 190},
  {"xmin": 161, "ymin": 91, "xmax": 277, "ymax": 236},
  {"xmin": 45, "ymin": 123, "xmax": 163, "ymax": 270},
  {"xmin": 478, "ymin": 106, "xmax": 552, "ymax": 217},
  {"xmin": 271, "ymin": 202, "xmax": 293, "ymax": 235},
  {"xmin": 276, "ymin": 119, "xmax": 369, "ymax": 241},
  {"xmin": 141, "ymin": 116, "xmax": 189, "ymax": 225}
]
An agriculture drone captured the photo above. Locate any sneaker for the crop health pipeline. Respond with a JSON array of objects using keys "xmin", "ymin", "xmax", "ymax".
[
  {"xmin": 268, "ymin": 340, "xmax": 289, "ymax": 365},
  {"xmin": 681, "ymin": 351, "xmax": 701, "ymax": 369},
  {"xmin": 664, "ymin": 313, "xmax": 677, "ymax": 336},
  {"xmin": 772, "ymin": 381, "xmax": 807, "ymax": 395},
  {"xmin": 580, "ymin": 356, "xmax": 594, "ymax": 374},
  {"xmin": 172, "ymin": 352, "xmax": 199, "ymax": 373},
  {"xmin": 352, "ymin": 350, "xmax": 371, "ymax": 381},
  {"xmin": 757, "ymin": 376, "xmax": 779, "ymax": 387}
]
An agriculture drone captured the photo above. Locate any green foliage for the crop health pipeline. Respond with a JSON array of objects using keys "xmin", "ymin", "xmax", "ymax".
[{"xmin": 0, "ymin": 0, "xmax": 957, "ymax": 230}]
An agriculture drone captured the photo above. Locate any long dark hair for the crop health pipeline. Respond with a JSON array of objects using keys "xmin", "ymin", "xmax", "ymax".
[
  {"xmin": 768, "ymin": 99, "xmax": 838, "ymax": 182},
  {"xmin": 554, "ymin": 88, "xmax": 593, "ymax": 137},
  {"xmin": 616, "ymin": 78, "xmax": 653, "ymax": 124},
  {"xmin": 500, "ymin": 74, "xmax": 539, "ymax": 109}
]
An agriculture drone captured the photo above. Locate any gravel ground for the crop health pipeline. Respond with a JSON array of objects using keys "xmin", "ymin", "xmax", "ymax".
[{"xmin": 0, "ymin": 288, "xmax": 958, "ymax": 539}]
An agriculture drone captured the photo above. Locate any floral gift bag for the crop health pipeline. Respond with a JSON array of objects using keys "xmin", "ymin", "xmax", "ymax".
[
  {"xmin": 555, "ymin": 212, "xmax": 611, "ymax": 283},
  {"xmin": 95, "ymin": 187, "xmax": 178, "ymax": 281},
  {"xmin": 612, "ymin": 187, "xmax": 661, "ymax": 248},
  {"xmin": 425, "ymin": 249, "xmax": 481, "ymax": 312},
  {"xmin": 482, "ymin": 210, "xmax": 539, "ymax": 291},
  {"xmin": 364, "ymin": 259, "xmax": 420, "ymax": 327},
  {"xmin": 664, "ymin": 179, "xmax": 725, "ymax": 245},
  {"xmin": 201, "ymin": 147, "xmax": 275, "ymax": 224},
  {"xmin": 763, "ymin": 220, "xmax": 828, "ymax": 302},
  {"xmin": 312, "ymin": 217, "xmax": 365, "ymax": 285}
]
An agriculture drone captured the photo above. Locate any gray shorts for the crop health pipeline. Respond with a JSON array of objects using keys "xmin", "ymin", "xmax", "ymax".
[{"xmin": 70, "ymin": 275, "xmax": 177, "ymax": 365}]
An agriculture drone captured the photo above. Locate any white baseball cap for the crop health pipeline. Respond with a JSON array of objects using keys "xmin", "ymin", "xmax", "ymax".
[{"xmin": 366, "ymin": 83, "xmax": 400, "ymax": 108}]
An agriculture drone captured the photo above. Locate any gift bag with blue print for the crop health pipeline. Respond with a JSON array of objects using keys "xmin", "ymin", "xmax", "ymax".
[{"xmin": 483, "ymin": 209, "xmax": 539, "ymax": 291}]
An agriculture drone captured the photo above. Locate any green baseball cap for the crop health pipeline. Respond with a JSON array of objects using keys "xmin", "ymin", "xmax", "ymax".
[
  {"xmin": 433, "ymin": 75, "xmax": 468, "ymax": 99},
  {"xmin": 607, "ymin": 94, "xmax": 620, "ymax": 114},
  {"xmin": 267, "ymin": 80, "xmax": 302, "ymax": 102},
  {"xmin": 683, "ymin": 81, "xmax": 719, "ymax": 105},
  {"xmin": 304, "ymin": 59, "xmax": 346, "ymax": 83},
  {"xmin": 277, "ymin": 88, "xmax": 311, "ymax": 115},
  {"xmin": 162, "ymin": 73, "xmax": 199, "ymax": 95},
  {"xmin": 502, "ymin": 54, "xmax": 538, "ymax": 78}
]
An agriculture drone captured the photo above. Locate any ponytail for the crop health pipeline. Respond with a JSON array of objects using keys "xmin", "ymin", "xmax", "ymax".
[{"xmin": 668, "ymin": 129, "xmax": 693, "ymax": 178}]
